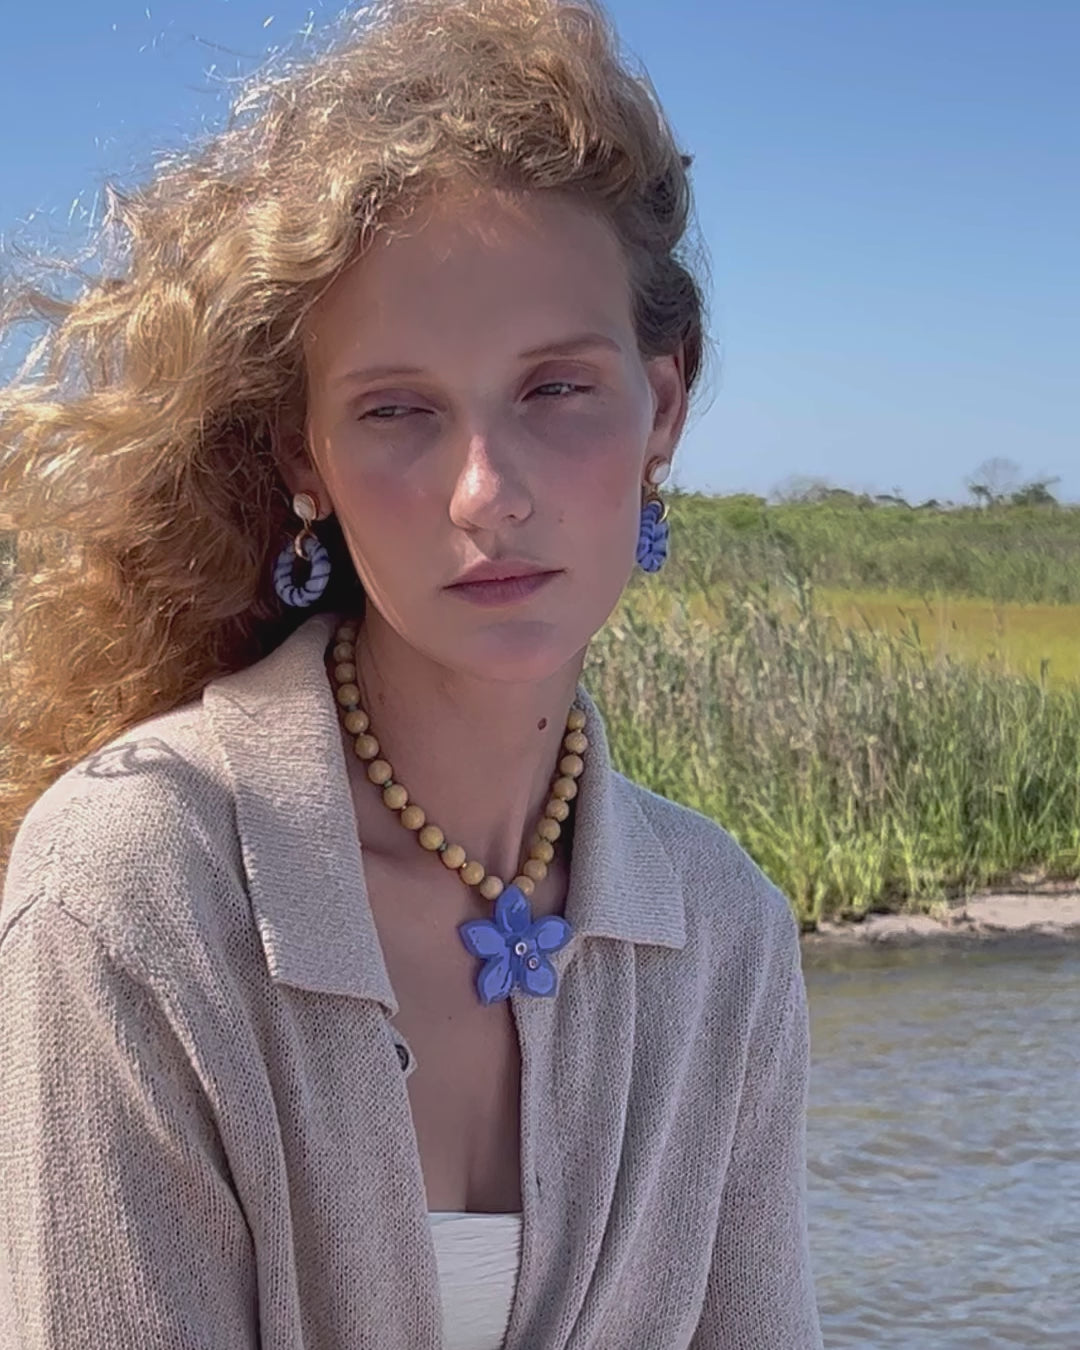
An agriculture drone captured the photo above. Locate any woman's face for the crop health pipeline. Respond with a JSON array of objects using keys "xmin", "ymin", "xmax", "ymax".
[{"xmin": 293, "ymin": 184, "xmax": 686, "ymax": 685}]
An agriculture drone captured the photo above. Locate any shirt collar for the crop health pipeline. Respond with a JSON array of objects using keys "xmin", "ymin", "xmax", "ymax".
[{"xmin": 203, "ymin": 610, "xmax": 685, "ymax": 1013}]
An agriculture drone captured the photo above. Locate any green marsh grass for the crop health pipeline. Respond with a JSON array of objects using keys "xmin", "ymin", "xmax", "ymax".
[
  {"xmin": 584, "ymin": 561, "xmax": 1080, "ymax": 929},
  {"xmin": 665, "ymin": 493, "xmax": 1080, "ymax": 605},
  {"xmin": 815, "ymin": 588, "xmax": 1080, "ymax": 689}
]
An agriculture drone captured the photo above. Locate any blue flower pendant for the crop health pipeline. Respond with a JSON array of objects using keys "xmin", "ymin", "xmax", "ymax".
[{"xmin": 459, "ymin": 885, "xmax": 573, "ymax": 1005}]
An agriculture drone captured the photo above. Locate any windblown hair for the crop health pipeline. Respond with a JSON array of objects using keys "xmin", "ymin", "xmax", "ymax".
[{"xmin": 0, "ymin": 0, "xmax": 709, "ymax": 871}]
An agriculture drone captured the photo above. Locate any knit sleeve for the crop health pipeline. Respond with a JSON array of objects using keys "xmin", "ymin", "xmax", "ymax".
[
  {"xmin": 690, "ymin": 914, "xmax": 824, "ymax": 1350},
  {"xmin": 0, "ymin": 898, "xmax": 257, "ymax": 1350}
]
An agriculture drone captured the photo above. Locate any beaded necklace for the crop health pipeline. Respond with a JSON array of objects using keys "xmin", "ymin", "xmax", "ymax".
[{"xmin": 328, "ymin": 619, "xmax": 578, "ymax": 1005}]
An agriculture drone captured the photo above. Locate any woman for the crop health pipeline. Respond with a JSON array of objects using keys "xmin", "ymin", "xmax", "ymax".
[{"xmin": 0, "ymin": 1, "xmax": 823, "ymax": 1346}]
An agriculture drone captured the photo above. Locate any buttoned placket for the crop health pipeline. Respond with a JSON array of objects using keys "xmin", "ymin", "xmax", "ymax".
[
  {"xmin": 502, "ymin": 988, "xmax": 540, "ymax": 1346},
  {"xmin": 380, "ymin": 983, "xmax": 538, "ymax": 1347},
  {"xmin": 382, "ymin": 931, "xmax": 581, "ymax": 1350},
  {"xmin": 499, "ymin": 930, "xmax": 581, "ymax": 1348}
]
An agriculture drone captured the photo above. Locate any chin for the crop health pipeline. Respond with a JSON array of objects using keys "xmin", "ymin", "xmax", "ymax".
[{"xmin": 444, "ymin": 622, "xmax": 588, "ymax": 686}]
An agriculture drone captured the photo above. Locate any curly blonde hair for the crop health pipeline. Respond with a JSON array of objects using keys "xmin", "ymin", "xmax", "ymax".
[{"xmin": 0, "ymin": 0, "xmax": 709, "ymax": 871}]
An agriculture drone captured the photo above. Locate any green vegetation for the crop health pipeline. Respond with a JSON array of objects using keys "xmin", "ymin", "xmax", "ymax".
[
  {"xmin": 582, "ymin": 492, "xmax": 1080, "ymax": 928},
  {"xmin": 657, "ymin": 489, "xmax": 1080, "ymax": 605},
  {"xmin": 815, "ymin": 589, "xmax": 1080, "ymax": 689}
]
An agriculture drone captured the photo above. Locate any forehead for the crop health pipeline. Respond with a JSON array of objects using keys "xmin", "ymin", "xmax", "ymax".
[{"xmin": 302, "ymin": 186, "xmax": 635, "ymax": 368}]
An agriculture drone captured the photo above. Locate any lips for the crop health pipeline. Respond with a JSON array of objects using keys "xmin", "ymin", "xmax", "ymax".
[
  {"xmin": 446, "ymin": 570, "xmax": 560, "ymax": 605},
  {"xmin": 448, "ymin": 562, "xmax": 559, "ymax": 587}
]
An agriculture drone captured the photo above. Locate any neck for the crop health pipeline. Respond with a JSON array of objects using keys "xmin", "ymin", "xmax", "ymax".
[{"xmin": 333, "ymin": 608, "xmax": 588, "ymax": 889}]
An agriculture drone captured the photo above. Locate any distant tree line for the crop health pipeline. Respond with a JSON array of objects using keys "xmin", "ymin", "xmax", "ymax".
[{"xmin": 765, "ymin": 457, "xmax": 1068, "ymax": 512}]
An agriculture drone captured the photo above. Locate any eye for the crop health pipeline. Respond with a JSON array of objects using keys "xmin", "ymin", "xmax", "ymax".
[
  {"xmin": 360, "ymin": 404, "xmax": 418, "ymax": 420},
  {"xmin": 531, "ymin": 381, "xmax": 592, "ymax": 399}
]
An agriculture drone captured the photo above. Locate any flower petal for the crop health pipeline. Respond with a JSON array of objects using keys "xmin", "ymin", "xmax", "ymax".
[
  {"xmin": 459, "ymin": 919, "xmax": 507, "ymax": 959},
  {"xmin": 520, "ymin": 956, "xmax": 558, "ymax": 997},
  {"xmin": 495, "ymin": 885, "xmax": 532, "ymax": 936},
  {"xmin": 531, "ymin": 915, "xmax": 572, "ymax": 953},
  {"xmin": 477, "ymin": 953, "xmax": 514, "ymax": 1005}
]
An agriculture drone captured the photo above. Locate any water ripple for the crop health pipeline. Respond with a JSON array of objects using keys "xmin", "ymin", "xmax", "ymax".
[{"xmin": 803, "ymin": 943, "xmax": 1080, "ymax": 1348}]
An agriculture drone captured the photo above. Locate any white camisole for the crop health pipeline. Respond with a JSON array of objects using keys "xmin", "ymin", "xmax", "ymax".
[
  {"xmin": 427, "ymin": 1211, "xmax": 524, "ymax": 1350},
  {"xmin": 397, "ymin": 1024, "xmax": 523, "ymax": 1349}
]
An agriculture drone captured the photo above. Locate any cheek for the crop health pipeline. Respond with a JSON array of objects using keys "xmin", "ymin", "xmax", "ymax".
[
  {"xmin": 567, "ymin": 437, "xmax": 640, "ymax": 543},
  {"xmin": 360, "ymin": 462, "xmax": 418, "ymax": 515},
  {"xmin": 340, "ymin": 457, "xmax": 440, "ymax": 530},
  {"xmin": 330, "ymin": 459, "xmax": 442, "ymax": 589},
  {"xmin": 555, "ymin": 457, "xmax": 640, "ymax": 621}
]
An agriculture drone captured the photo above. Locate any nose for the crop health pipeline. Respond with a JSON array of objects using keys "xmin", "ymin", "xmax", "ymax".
[{"xmin": 447, "ymin": 428, "xmax": 534, "ymax": 533}]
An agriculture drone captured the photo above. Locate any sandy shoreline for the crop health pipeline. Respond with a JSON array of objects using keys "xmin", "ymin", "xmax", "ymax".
[{"xmin": 801, "ymin": 882, "xmax": 1080, "ymax": 947}]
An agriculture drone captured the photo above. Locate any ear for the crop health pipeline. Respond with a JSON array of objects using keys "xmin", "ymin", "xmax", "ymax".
[{"xmin": 643, "ymin": 346, "xmax": 688, "ymax": 469}]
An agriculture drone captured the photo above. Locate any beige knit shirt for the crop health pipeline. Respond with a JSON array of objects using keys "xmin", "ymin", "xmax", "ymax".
[{"xmin": 0, "ymin": 610, "xmax": 823, "ymax": 1349}]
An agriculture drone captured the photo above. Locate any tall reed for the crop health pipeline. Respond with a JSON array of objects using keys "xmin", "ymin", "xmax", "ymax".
[{"xmin": 584, "ymin": 563, "xmax": 1080, "ymax": 927}]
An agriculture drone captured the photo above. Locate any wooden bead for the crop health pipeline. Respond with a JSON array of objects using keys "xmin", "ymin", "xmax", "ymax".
[
  {"xmin": 566, "ymin": 708, "xmax": 586, "ymax": 731},
  {"xmin": 478, "ymin": 874, "xmax": 504, "ymax": 901},
  {"xmin": 544, "ymin": 798, "xmax": 570, "ymax": 822},
  {"xmin": 536, "ymin": 817, "xmax": 561, "ymax": 843},
  {"xmin": 335, "ymin": 624, "xmax": 358, "ymax": 644},
  {"xmin": 334, "ymin": 662, "xmax": 357, "ymax": 683},
  {"xmin": 441, "ymin": 842, "xmax": 467, "ymax": 870},
  {"xmin": 332, "ymin": 642, "xmax": 354, "ymax": 663},
  {"xmin": 344, "ymin": 709, "xmax": 370, "ymax": 735},
  {"xmin": 336, "ymin": 682, "xmax": 361, "ymax": 707},
  {"xmin": 559, "ymin": 753, "xmax": 584, "ymax": 778},
  {"xmin": 459, "ymin": 860, "xmax": 485, "ymax": 886},
  {"xmin": 354, "ymin": 733, "xmax": 380, "ymax": 760},
  {"xmin": 400, "ymin": 804, "xmax": 426, "ymax": 830},
  {"xmin": 564, "ymin": 730, "xmax": 588, "ymax": 755},
  {"xmin": 418, "ymin": 824, "xmax": 445, "ymax": 851},
  {"xmin": 529, "ymin": 838, "xmax": 554, "ymax": 864},
  {"xmin": 383, "ymin": 783, "xmax": 408, "ymax": 810},
  {"xmin": 367, "ymin": 759, "xmax": 393, "ymax": 786},
  {"xmin": 522, "ymin": 857, "xmax": 548, "ymax": 883},
  {"xmin": 511, "ymin": 875, "xmax": 536, "ymax": 897},
  {"xmin": 551, "ymin": 776, "xmax": 578, "ymax": 801}
]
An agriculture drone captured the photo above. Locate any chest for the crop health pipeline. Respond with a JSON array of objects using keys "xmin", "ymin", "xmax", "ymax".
[
  {"xmin": 265, "ymin": 923, "xmax": 732, "ymax": 1348},
  {"xmin": 234, "ymin": 865, "xmax": 737, "ymax": 1346},
  {"xmin": 364, "ymin": 857, "xmax": 527, "ymax": 1214}
]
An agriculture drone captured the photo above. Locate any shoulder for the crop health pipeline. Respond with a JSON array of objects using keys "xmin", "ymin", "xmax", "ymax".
[
  {"xmin": 614, "ymin": 770, "xmax": 800, "ymax": 963},
  {"xmin": 1, "ymin": 698, "xmax": 243, "ymax": 964}
]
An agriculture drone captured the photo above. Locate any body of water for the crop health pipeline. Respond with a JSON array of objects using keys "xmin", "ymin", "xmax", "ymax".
[{"xmin": 804, "ymin": 939, "xmax": 1080, "ymax": 1348}]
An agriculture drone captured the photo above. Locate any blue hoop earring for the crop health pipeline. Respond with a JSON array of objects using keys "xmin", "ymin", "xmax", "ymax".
[
  {"xmin": 273, "ymin": 492, "xmax": 332, "ymax": 608},
  {"xmin": 636, "ymin": 459, "xmax": 671, "ymax": 573}
]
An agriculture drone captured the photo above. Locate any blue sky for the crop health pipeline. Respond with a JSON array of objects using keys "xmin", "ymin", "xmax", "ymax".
[{"xmin": 1, "ymin": 1, "xmax": 1076, "ymax": 503}]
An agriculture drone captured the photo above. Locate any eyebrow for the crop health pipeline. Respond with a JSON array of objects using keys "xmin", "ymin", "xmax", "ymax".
[{"xmin": 330, "ymin": 332, "xmax": 623, "ymax": 386}]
